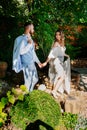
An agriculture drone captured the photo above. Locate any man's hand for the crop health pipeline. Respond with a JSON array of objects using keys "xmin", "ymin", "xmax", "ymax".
[
  {"xmin": 38, "ymin": 63, "xmax": 43, "ymax": 68},
  {"xmin": 27, "ymin": 39, "xmax": 32, "ymax": 44}
]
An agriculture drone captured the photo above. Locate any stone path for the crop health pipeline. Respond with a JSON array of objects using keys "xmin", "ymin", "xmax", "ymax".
[{"xmin": 72, "ymin": 68, "xmax": 87, "ymax": 90}]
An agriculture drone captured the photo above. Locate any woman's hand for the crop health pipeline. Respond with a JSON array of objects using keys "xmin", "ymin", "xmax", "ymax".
[{"xmin": 42, "ymin": 62, "xmax": 47, "ymax": 67}]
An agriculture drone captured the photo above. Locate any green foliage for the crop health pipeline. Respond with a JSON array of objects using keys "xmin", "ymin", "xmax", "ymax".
[
  {"xmin": 0, "ymin": 98, "xmax": 8, "ymax": 127},
  {"xmin": 0, "ymin": 0, "xmax": 87, "ymax": 66},
  {"xmin": 10, "ymin": 90, "xmax": 61, "ymax": 130},
  {"xmin": 20, "ymin": 85, "xmax": 28, "ymax": 92},
  {"xmin": 0, "ymin": 102, "xmax": 5, "ymax": 113},
  {"xmin": 66, "ymin": 43, "xmax": 81, "ymax": 59},
  {"xmin": 0, "ymin": 112, "xmax": 7, "ymax": 127},
  {"xmin": 1, "ymin": 97, "xmax": 8, "ymax": 108},
  {"xmin": 35, "ymin": 22, "xmax": 55, "ymax": 61},
  {"xmin": 63, "ymin": 112, "xmax": 78, "ymax": 129},
  {"xmin": 75, "ymin": 27, "xmax": 87, "ymax": 52},
  {"xmin": 7, "ymin": 91, "xmax": 16, "ymax": 104},
  {"xmin": 12, "ymin": 88, "xmax": 17, "ymax": 95},
  {"xmin": 75, "ymin": 115, "xmax": 87, "ymax": 130},
  {"xmin": 18, "ymin": 94, "xmax": 24, "ymax": 101},
  {"xmin": 0, "ymin": 85, "xmax": 28, "ymax": 128}
]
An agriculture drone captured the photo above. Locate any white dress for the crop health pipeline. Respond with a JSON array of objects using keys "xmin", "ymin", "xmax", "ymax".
[{"xmin": 48, "ymin": 44, "xmax": 71, "ymax": 94}]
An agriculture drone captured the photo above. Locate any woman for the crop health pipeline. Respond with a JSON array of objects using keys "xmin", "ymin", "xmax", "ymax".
[{"xmin": 43, "ymin": 29, "xmax": 71, "ymax": 98}]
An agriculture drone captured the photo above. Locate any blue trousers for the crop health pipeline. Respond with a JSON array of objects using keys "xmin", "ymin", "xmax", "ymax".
[{"xmin": 23, "ymin": 63, "xmax": 38, "ymax": 91}]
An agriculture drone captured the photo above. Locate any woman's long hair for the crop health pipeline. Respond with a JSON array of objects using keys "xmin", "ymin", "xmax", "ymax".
[{"xmin": 54, "ymin": 29, "xmax": 65, "ymax": 46}]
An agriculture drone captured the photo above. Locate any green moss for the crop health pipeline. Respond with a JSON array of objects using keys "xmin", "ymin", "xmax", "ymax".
[{"xmin": 10, "ymin": 90, "xmax": 61, "ymax": 130}]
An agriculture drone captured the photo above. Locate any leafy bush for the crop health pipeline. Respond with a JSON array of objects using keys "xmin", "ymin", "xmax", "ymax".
[
  {"xmin": 0, "ymin": 97, "xmax": 8, "ymax": 127},
  {"xmin": 63, "ymin": 112, "xmax": 78, "ymax": 129},
  {"xmin": 66, "ymin": 43, "xmax": 81, "ymax": 59},
  {"xmin": 10, "ymin": 90, "xmax": 61, "ymax": 130},
  {"xmin": 0, "ymin": 85, "xmax": 28, "ymax": 127},
  {"xmin": 75, "ymin": 115, "xmax": 87, "ymax": 130}
]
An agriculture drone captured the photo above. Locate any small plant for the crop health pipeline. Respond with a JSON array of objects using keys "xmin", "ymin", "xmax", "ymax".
[
  {"xmin": 0, "ymin": 85, "xmax": 28, "ymax": 128},
  {"xmin": 7, "ymin": 91, "xmax": 16, "ymax": 104},
  {"xmin": 63, "ymin": 112, "xmax": 78, "ymax": 129},
  {"xmin": 75, "ymin": 115, "xmax": 87, "ymax": 130},
  {"xmin": 66, "ymin": 43, "xmax": 81, "ymax": 59},
  {"xmin": 0, "ymin": 97, "xmax": 8, "ymax": 127},
  {"xmin": 20, "ymin": 85, "xmax": 27, "ymax": 91}
]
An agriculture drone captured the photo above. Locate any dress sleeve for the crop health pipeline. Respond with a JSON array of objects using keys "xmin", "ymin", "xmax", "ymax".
[
  {"xmin": 48, "ymin": 49, "xmax": 55, "ymax": 59},
  {"xmin": 20, "ymin": 40, "xmax": 31, "ymax": 55}
]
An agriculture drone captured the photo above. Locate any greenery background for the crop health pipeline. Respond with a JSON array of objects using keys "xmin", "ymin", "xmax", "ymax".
[{"xmin": 0, "ymin": 0, "xmax": 87, "ymax": 69}]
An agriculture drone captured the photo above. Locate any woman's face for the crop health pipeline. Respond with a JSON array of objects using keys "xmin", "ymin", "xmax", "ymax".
[{"xmin": 55, "ymin": 32, "xmax": 61, "ymax": 41}]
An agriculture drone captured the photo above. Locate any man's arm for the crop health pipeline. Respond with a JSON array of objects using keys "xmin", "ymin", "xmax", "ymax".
[{"xmin": 33, "ymin": 49, "xmax": 43, "ymax": 68}]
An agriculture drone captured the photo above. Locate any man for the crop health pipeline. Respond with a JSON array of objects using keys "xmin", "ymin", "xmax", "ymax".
[{"xmin": 12, "ymin": 22, "xmax": 42, "ymax": 91}]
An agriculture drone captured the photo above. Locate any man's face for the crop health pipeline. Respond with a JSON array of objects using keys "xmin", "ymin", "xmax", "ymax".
[{"xmin": 30, "ymin": 24, "xmax": 34, "ymax": 34}]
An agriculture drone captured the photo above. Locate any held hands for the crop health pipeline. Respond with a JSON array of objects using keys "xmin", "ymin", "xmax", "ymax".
[
  {"xmin": 42, "ymin": 62, "xmax": 47, "ymax": 67},
  {"xmin": 38, "ymin": 62, "xmax": 47, "ymax": 68},
  {"xmin": 38, "ymin": 63, "xmax": 43, "ymax": 68}
]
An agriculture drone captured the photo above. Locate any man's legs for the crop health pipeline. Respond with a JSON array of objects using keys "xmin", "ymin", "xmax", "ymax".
[
  {"xmin": 23, "ymin": 66, "xmax": 38, "ymax": 91},
  {"xmin": 29, "ymin": 69, "xmax": 38, "ymax": 91}
]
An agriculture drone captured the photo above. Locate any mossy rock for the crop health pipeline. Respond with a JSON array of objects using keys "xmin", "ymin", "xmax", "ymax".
[{"xmin": 10, "ymin": 90, "xmax": 61, "ymax": 130}]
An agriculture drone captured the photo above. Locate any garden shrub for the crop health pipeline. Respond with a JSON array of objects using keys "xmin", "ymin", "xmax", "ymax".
[
  {"xmin": 0, "ymin": 85, "xmax": 28, "ymax": 127},
  {"xmin": 75, "ymin": 115, "xmax": 87, "ymax": 130},
  {"xmin": 63, "ymin": 112, "xmax": 78, "ymax": 129},
  {"xmin": 10, "ymin": 90, "xmax": 61, "ymax": 130}
]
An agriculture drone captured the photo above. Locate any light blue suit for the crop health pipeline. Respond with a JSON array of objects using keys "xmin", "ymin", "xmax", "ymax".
[{"xmin": 13, "ymin": 34, "xmax": 40, "ymax": 91}]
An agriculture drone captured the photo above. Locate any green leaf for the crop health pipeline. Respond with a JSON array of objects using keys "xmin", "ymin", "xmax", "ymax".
[
  {"xmin": 1, "ymin": 97, "xmax": 8, "ymax": 106},
  {"xmin": 12, "ymin": 88, "xmax": 17, "ymax": 95},
  {"xmin": 0, "ymin": 102, "xmax": 5, "ymax": 112},
  {"xmin": 20, "ymin": 85, "xmax": 27, "ymax": 92},
  {"xmin": 8, "ymin": 95, "xmax": 15, "ymax": 104},
  {"xmin": 18, "ymin": 94, "xmax": 24, "ymax": 101}
]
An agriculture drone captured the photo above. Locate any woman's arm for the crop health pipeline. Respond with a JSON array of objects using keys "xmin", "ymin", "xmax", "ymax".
[
  {"xmin": 42, "ymin": 49, "xmax": 55, "ymax": 67},
  {"xmin": 42, "ymin": 58, "xmax": 50, "ymax": 67}
]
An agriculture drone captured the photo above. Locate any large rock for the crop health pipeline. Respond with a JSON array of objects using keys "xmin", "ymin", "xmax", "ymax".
[
  {"xmin": 65, "ymin": 96, "xmax": 81, "ymax": 114},
  {"xmin": 65, "ymin": 91, "xmax": 87, "ymax": 117},
  {"xmin": 71, "ymin": 68, "xmax": 87, "ymax": 90}
]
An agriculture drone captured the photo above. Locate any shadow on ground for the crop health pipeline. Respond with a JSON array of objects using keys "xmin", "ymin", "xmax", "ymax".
[{"xmin": 25, "ymin": 119, "xmax": 53, "ymax": 130}]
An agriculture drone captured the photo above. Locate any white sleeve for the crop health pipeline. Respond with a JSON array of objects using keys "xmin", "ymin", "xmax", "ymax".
[
  {"xmin": 48, "ymin": 49, "xmax": 55, "ymax": 59},
  {"xmin": 20, "ymin": 40, "xmax": 31, "ymax": 55}
]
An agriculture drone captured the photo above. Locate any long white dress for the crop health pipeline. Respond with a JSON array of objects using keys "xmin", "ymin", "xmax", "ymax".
[{"xmin": 48, "ymin": 44, "xmax": 71, "ymax": 94}]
